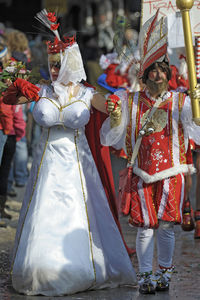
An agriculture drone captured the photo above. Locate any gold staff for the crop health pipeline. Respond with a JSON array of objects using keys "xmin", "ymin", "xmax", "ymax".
[{"xmin": 176, "ymin": 0, "xmax": 200, "ymax": 125}]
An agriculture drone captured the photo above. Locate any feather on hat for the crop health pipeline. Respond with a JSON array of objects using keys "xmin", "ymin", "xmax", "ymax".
[{"xmin": 138, "ymin": 10, "xmax": 168, "ymax": 77}]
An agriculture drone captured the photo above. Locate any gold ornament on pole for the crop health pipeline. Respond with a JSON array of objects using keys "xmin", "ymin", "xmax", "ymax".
[{"xmin": 176, "ymin": 0, "xmax": 200, "ymax": 125}]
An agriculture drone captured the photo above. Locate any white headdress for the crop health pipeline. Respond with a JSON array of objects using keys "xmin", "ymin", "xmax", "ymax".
[{"xmin": 35, "ymin": 9, "xmax": 86, "ymax": 86}]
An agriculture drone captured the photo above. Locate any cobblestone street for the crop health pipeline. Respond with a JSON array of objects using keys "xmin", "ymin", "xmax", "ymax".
[{"xmin": 0, "ymin": 183, "xmax": 200, "ymax": 300}]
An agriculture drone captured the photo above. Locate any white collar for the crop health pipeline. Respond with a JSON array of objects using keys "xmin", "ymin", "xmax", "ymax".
[{"xmin": 145, "ymin": 89, "xmax": 171, "ymax": 102}]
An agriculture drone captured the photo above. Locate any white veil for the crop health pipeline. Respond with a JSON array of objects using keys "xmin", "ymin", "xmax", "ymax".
[{"xmin": 51, "ymin": 43, "xmax": 87, "ymax": 106}]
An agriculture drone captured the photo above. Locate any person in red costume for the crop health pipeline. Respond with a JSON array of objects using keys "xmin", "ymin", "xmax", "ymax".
[
  {"xmin": 100, "ymin": 10, "xmax": 200, "ymax": 295},
  {"xmin": 2, "ymin": 9, "xmax": 136, "ymax": 296},
  {"xmin": 98, "ymin": 50, "xmax": 141, "ymax": 162}
]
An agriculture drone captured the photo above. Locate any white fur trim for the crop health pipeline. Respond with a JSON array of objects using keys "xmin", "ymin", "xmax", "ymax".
[
  {"xmin": 133, "ymin": 164, "xmax": 196, "ymax": 184},
  {"xmin": 157, "ymin": 178, "xmax": 170, "ymax": 219}
]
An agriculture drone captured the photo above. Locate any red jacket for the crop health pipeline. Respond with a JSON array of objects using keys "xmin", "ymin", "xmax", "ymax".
[
  {"xmin": 0, "ymin": 96, "xmax": 14, "ymax": 135},
  {"xmin": 0, "ymin": 96, "xmax": 26, "ymax": 140},
  {"xmin": 11, "ymin": 105, "xmax": 26, "ymax": 141}
]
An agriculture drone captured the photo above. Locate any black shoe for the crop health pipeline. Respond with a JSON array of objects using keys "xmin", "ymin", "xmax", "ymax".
[
  {"xmin": 15, "ymin": 183, "xmax": 25, "ymax": 188},
  {"xmin": 0, "ymin": 219, "xmax": 7, "ymax": 228},
  {"xmin": 1, "ymin": 210, "xmax": 12, "ymax": 220},
  {"xmin": 138, "ymin": 272, "xmax": 156, "ymax": 294},
  {"xmin": 156, "ymin": 276, "xmax": 169, "ymax": 291},
  {"xmin": 153, "ymin": 266, "xmax": 175, "ymax": 292},
  {"xmin": 7, "ymin": 188, "xmax": 17, "ymax": 197}
]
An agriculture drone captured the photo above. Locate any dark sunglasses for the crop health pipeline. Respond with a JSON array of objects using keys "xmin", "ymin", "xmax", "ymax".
[{"xmin": 49, "ymin": 61, "xmax": 61, "ymax": 69}]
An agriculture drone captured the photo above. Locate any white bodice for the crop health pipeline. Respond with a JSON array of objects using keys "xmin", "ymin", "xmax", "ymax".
[{"xmin": 33, "ymin": 84, "xmax": 92, "ymax": 129}]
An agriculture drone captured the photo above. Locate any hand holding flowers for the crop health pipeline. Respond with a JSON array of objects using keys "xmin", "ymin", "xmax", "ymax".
[{"xmin": 0, "ymin": 60, "xmax": 41, "ymax": 102}]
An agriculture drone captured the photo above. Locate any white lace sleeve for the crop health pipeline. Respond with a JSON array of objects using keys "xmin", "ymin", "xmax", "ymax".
[
  {"xmin": 100, "ymin": 89, "xmax": 129, "ymax": 149},
  {"xmin": 181, "ymin": 95, "xmax": 200, "ymax": 146}
]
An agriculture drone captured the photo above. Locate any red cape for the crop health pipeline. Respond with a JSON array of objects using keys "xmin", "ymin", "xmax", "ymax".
[{"xmin": 85, "ymin": 107, "xmax": 135, "ymax": 255}]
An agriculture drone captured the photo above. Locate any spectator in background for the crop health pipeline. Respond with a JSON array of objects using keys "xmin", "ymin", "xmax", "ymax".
[
  {"xmin": 4, "ymin": 29, "xmax": 30, "ymax": 196},
  {"xmin": 97, "ymin": 2, "xmax": 114, "ymax": 54},
  {"xmin": 29, "ymin": 34, "xmax": 49, "ymax": 80},
  {"xmin": 25, "ymin": 101, "xmax": 42, "ymax": 165},
  {"xmin": 7, "ymin": 104, "xmax": 28, "ymax": 194},
  {"xmin": 4, "ymin": 29, "xmax": 31, "ymax": 64},
  {"xmin": 0, "ymin": 43, "xmax": 10, "ymax": 164},
  {"xmin": 0, "ymin": 102, "xmax": 26, "ymax": 220},
  {"xmin": 0, "ymin": 41, "xmax": 13, "ymax": 227}
]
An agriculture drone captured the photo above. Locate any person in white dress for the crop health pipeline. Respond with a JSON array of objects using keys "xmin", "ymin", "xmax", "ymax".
[{"xmin": 2, "ymin": 10, "xmax": 136, "ymax": 296}]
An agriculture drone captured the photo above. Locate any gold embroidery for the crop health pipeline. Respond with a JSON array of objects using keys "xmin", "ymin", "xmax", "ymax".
[
  {"xmin": 160, "ymin": 17, "xmax": 163, "ymax": 37},
  {"xmin": 136, "ymin": 95, "xmax": 141, "ymax": 166},
  {"xmin": 174, "ymin": 177, "xmax": 178, "ymax": 222},
  {"xmin": 125, "ymin": 93, "xmax": 135, "ymax": 162},
  {"xmin": 140, "ymin": 96, "xmax": 172, "ymax": 109},
  {"xmin": 178, "ymin": 93, "xmax": 186, "ymax": 164},
  {"xmin": 169, "ymin": 100, "xmax": 174, "ymax": 167},
  {"xmin": 40, "ymin": 97, "xmax": 90, "ymax": 125},
  {"xmin": 140, "ymin": 96, "xmax": 152, "ymax": 109},
  {"xmin": 74, "ymin": 130, "xmax": 96, "ymax": 284},
  {"xmin": 40, "ymin": 97, "xmax": 89, "ymax": 112},
  {"xmin": 159, "ymin": 98, "xmax": 172, "ymax": 107},
  {"xmin": 40, "ymin": 97, "xmax": 60, "ymax": 109},
  {"xmin": 141, "ymin": 109, "xmax": 167, "ymax": 133},
  {"xmin": 152, "ymin": 183, "xmax": 158, "ymax": 225},
  {"xmin": 144, "ymin": 16, "xmax": 167, "ymax": 59},
  {"xmin": 136, "ymin": 94, "xmax": 141, "ymax": 140},
  {"xmin": 61, "ymin": 100, "xmax": 90, "ymax": 111}
]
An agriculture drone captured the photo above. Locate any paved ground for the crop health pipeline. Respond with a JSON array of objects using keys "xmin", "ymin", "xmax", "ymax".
[
  {"xmin": 0, "ymin": 184, "xmax": 200, "ymax": 300},
  {"xmin": 0, "ymin": 153, "xmax": 200, "ymax": 299}
]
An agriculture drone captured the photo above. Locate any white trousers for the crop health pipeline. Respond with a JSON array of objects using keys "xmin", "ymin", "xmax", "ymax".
[{"xmin": 136, "ymin": 221, "xmax": 175, "ymax": 273}]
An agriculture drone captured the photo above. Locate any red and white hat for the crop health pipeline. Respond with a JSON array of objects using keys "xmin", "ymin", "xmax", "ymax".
[
  {"xmin": 138, "ymin": 10, "xmax": 168, "ymax": 77},
  {"xmin": 35, "ymin": 9, "xmax": 76, "ymax": 54}
]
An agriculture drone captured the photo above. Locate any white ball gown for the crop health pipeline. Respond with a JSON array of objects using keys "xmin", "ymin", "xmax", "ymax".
[{"xmin": 11, "ymin": 84, "xmax": 137, "ymax": 296}]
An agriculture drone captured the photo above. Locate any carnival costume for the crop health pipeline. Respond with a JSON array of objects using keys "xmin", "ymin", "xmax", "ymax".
[
  {"xmin": 3, "ymin": 10, "xmax": 137, "ymax": 296},
  {"xmin": 101, "ymin": 88, "xmax": 200, "ymax": 226},
  {"xmin": 100, "ymin": 10, "xmax": 200, "ymax": 294}
]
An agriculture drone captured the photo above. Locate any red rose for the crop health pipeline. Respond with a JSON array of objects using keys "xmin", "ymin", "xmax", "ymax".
[
  {"xmin": 108, "ymin": 94, "xmax": 120, "ymax": 102},
  {"xmin": 51, "ymin": 23, "xmax": 60, "ymax": 31},
  {"xmin": 47, "ymin": 12, "xmax": 57, "ymax": 23}
]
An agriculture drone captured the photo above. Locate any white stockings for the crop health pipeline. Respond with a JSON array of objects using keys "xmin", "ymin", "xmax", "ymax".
[{"xmin": 136, "ymin": 221, "xmax": 175, "ymax": 273}]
